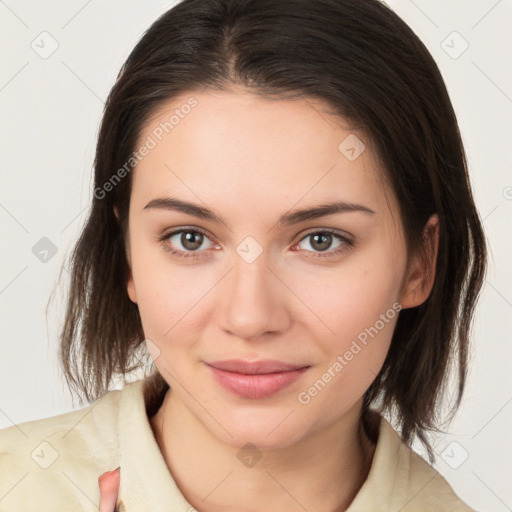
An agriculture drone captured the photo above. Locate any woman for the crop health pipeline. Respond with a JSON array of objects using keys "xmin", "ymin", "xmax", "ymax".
[{"xmin": 0, "ymin": 0, "xmax": 486, "ymax": 510}]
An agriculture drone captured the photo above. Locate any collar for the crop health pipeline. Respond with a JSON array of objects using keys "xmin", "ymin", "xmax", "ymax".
[
  {"xmin": 117, "ymin": 378, "xmax": 192, "ymax": 510},
  {"xmin": 115, "ymin": 377, "xmax": 409, "ymax": 511}
]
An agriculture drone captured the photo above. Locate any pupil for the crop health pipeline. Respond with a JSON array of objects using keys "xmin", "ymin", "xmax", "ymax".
[
  {"xmin": 182, "ymin": 231, "xmax": 202, "ymax": 250},
  {"xmin": 312, "ymin": 233, "xmax": 331, "ymax": 251}
]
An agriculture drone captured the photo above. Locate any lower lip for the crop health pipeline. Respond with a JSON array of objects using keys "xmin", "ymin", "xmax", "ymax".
[{"xmin": 206, "ymin": 364, "xmax": 309, "ymax": 399}]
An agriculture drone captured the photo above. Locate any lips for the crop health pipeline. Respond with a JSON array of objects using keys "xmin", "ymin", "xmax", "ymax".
[
  {"xmin": 206, "ymin": 359, "xmax": 309, "ymax": 374},
  {"xmin": 205, "ymin": 359, "xmax": 310, "ymax": 399}
]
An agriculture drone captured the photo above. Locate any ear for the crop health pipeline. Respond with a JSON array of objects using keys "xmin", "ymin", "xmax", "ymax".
[
  {"xmin": 114, "ymin": 206, "xmax": 137, "ymax": 304},
  {"xmin": 126, "ymin": 275, "xmax": 137, "ymax": 304},
  {"xmin": 399, "ymin": 214, "xmax": 439, "ymax": 309}
]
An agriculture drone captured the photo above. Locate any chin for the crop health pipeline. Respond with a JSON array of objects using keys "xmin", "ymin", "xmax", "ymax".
[{"xmin": 206, "ymin": 407, "xmax": 309, "ymax": 451}]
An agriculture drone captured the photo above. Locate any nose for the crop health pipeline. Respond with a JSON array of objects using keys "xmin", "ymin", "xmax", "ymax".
[{"xmin": 218, "ymin": 247, "xmax": 291, "ymax": 341}]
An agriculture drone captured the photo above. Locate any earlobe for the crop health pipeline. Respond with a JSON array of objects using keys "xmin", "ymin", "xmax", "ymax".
[
  {"xmin": 127, "ymin": 272, "xmax": 137, "ymax": 304},
  {"xmin": 119, "ymin": 209, "xmax": 137, "ymax": 304},
  {"xmin": 126, "ymin": 244, "xmax": 137, "ymax": 304},
  {"xmin": 400, "ymin": 214, "xmax": 439, "ymax": 309},
  {"xmin": 126, "ymin": 247, "xmax": 137, "ymax": 304}
]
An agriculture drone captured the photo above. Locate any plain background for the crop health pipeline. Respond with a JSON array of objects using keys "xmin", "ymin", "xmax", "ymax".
[{"xmin": 0, "ymin": 1, "xmax": 511, "ymax": 510}]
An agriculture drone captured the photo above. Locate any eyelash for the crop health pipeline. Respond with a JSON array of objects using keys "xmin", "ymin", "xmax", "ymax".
[{"xmin": 158, "ymin": 227, "xmax": 354, "ymax": 260}]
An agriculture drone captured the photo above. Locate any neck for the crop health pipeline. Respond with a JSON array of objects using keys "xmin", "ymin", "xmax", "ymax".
[{"xmin": 149, "ymin": 390, "xmax": 376, "ymax": 512}]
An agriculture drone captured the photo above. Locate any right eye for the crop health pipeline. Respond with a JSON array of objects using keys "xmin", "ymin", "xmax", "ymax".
[{"xmin": 159, "ymin": 228, "xmax": 219, "ymax": 259}]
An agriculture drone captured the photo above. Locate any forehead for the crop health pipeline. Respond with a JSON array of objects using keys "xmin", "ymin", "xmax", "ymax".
[{"xmin": 131, "ymin": 88, "xmax": 393, "ymax": 219}]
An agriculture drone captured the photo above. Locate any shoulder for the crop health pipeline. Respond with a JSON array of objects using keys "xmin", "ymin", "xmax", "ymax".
[
  {"xmin": 379, "ymin": 417, "xmax": 476, "ymax": 511},
  {"xmin": 0, "ymin": 385, "xmax": 125, "ymax": 511},
  {"xmin": 405, "ymin": 446, "xmax": 475, "ymax": 512},
  {"xmin": 349, "ymin": 413, "xmax": 477, "ymax": 512}
]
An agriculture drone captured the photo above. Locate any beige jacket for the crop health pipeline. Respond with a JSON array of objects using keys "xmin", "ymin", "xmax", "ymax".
[{"xmin": 0, "ymin": 377, "xmax": 475, "ymax": 511}]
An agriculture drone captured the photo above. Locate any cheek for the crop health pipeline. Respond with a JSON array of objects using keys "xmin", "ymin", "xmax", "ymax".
[
  {"xmin": 129, "ymin": 238, "xmax": 182, "ymax": 337},
  {"xmin": 290, "ymin": 242, "xmax": 403, "ymax": 404},
  {"xmin": 297, "ymin": 311, "xmax": 398, "ymax": 421},
  {"xmin": 289, "ymin": 244, "xmax": 404, "ymax": 345},
  {"xmin": 130, "ymin": 242, "xmax": 219, "ymax": 346}
]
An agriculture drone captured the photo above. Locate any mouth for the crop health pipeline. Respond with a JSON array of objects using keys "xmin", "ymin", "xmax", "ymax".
[{"xmin": 205, "ymin": 359, "xmax": 311, "ymax": 399}]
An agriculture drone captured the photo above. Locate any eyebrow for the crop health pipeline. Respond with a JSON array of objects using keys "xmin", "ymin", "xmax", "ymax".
[{"xmin": 143, "ymin": 197, "xmax": 375, "ymax": 227}]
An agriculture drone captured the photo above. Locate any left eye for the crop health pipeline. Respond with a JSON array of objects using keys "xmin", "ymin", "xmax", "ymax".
[{"xmin": 294, "ymin": 230, "xmax": 351, "ymax": 256}]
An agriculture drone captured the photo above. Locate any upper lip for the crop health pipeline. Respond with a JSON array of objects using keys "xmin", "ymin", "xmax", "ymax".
[{"xmin": 206, "ymin": 359, "xmax": 309, "ymax": 374}]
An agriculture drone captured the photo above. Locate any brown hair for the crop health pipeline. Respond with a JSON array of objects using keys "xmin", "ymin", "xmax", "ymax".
[{"xmin": 52, "ymin": 0, "xmax": 487, "ymax": 460}]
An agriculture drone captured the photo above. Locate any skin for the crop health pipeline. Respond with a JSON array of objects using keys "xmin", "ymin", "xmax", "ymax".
[
  {"xmin": 98, "ymin": 468, "xmax": 120, "ymax": 512},
  {"xmin": 117, "ymin": 86, "xmax": 438, "ymax": 512}
]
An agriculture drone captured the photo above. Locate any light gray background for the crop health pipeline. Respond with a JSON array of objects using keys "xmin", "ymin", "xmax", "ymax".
[{"xmin": 0, "ymin": 1, "xmax": 511, "ymax": 511}]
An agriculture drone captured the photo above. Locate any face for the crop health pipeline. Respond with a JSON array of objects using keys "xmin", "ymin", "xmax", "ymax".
[{"xmin": 124, "ymin": 87, "xmax": 432, "ymax": 450}]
